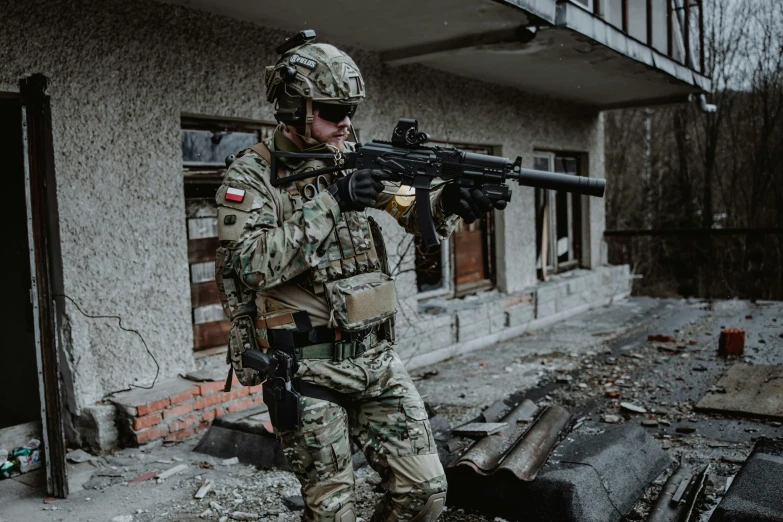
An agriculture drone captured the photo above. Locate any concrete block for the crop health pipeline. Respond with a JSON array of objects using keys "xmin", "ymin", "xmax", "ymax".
[
  {"xmin": 458, "ymin": 317, "xmax": 491, "ymax": 343},
  {"xmin": 536, "ymin": 299, "xmax": 557, "ymax": 319},
  {"xmin": 489, "ymin": 313, "xmax": 507, "ymax": 333},
  {"xmin": 537, "ymin": 284, "xmax": 559, "ymax": 305},
  {"xmin": 710, "ymin": 439, "xmax": 783, "ymax": 522},
  {"xmin": 566, "ymin": 277, "xmax": 586, "ymax": 295},
  {"xmin": 76, "ymin": 404, "xmax": 120, "ymax": 452},
  {"xmin": 455, "ymin": 308, "xmax": 480, "ymax": 328},
  {"xmin": 560, "ymin": 292, "xmax": 592, "ymax": 313},
  {"xmin": 423, "ymin": 327, "xmax": 456, "ymax": 350},
  {"xmin": 506, "ymin": 304, "xmax": 535, "ymax": 328}
]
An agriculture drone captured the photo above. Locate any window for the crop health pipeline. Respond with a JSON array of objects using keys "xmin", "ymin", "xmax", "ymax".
[
  {"xmin": 181, "ymin": 116, "xmax": 276, "ymax": 353},
  {"xmin": 415, "ymin": 142, "xmax": 496, "ymax": 298},
  {"xmin": 534, "ymin": 152, "xmax": 584, "ymax": 280}
]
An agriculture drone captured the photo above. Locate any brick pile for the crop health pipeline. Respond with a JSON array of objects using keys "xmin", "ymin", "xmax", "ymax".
[{"xmin": 112, "ymin": 376, "xmax": 264, "ymax": 446}]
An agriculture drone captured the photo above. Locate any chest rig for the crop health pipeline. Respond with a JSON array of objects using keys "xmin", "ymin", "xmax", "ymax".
[{"xmin": 253, "ymin": 141, "xmax": 383, "ymax": 295}]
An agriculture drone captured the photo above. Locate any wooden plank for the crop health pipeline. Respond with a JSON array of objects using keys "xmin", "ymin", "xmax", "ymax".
[
  {"xmin": 454, "ymin": 229, "xmax": 485, "ymax": 285},
  {"xmin": 20, "ymin": 74, "xmax": 68, "ymax": 498},
  {"xmin": 193, "ymin": 320, "xmax": 231, "ymax": 351},
  {"xmin": 188, "ymin": 237, "xmax": 219, "ymax": 264},
  {"xmin": 191, "ymin": 281, "xmax": 221, "ymax": 308}
]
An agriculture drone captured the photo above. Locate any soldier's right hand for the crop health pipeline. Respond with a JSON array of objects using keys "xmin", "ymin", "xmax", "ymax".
[{"xmin": 327, "ymin": 169, "xmax": 390, "ymax": 212}]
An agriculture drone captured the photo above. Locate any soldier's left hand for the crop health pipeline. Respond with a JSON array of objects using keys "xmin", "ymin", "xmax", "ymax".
[{"xmin": 442, "ymin": 184, "xmax": 498, "ymax": 224}]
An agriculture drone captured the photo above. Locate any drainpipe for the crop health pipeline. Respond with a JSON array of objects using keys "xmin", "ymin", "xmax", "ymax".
[
  {"xmin": 697, "ymin": 94, "xmax": 717, "ymax": 113},
  {"xmin": 674, "ymin": 0, "xmax": 716, "ymax": 113}
]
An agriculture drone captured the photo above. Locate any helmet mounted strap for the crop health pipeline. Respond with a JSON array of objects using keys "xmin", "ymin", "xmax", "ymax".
[{"xmin": 304, "ymin": 98, "xmax": 314, "ymax": 141}]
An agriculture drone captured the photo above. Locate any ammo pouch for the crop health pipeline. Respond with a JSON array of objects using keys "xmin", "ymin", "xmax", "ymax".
[{"xmin": 323, "ymin": 272, "xmax": 397, "ymax": 332}]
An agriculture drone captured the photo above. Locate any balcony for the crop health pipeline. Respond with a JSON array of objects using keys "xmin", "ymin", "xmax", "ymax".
[{"xmin": 166, "ymin": 0, "xmax": 710, "ymax": 109}]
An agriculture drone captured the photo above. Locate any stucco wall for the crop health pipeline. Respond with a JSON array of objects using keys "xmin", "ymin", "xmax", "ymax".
[{"xmin": 0, "ymin": 0, "xmax": 604, "ymax": 421}]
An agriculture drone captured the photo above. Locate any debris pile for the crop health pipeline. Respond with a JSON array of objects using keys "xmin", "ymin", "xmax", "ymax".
[{"xmin": 0, "ymin": 438, "xmax": 41, "ymax": 479}]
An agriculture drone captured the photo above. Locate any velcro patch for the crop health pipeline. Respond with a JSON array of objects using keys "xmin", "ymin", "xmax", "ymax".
[{"xmin": 226, "ymin": 187, "xmax": 245, "ymax": 202}]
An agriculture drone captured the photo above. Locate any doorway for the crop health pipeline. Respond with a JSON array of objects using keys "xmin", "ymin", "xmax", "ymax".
[{"xmin": 0, "ymin": 96, "xmax": 41, "ymax": 434}]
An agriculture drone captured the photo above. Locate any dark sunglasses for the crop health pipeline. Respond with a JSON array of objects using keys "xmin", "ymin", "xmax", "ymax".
[{"xmin": 313, "ymin": 102, "xmax": 357, "ymax": 124}]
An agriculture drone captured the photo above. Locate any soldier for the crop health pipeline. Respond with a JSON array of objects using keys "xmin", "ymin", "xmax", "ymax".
[{"xmin": 215, "ymin": 33, "xmax": 498, "ymax": 522}]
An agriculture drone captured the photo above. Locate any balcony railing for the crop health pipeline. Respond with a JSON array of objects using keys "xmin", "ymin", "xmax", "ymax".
[{"xmin": 586, "ymin": 0, "xmax": 705, "ymax": 75}]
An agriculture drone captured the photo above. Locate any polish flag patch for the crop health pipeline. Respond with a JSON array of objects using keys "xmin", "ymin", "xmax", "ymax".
[{"xmin": 225, "ymin": 187, "xmax": 245, "ymax": 203}]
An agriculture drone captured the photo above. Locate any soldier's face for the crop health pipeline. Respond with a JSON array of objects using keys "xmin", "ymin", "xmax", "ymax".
[{"xmin": 311, "ymin": 108, "xmax": 351, "ymax": 151}]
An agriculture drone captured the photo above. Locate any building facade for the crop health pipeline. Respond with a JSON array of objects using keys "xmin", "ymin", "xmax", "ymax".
[{"xmin": 0, "ymin": 0, "xmax": 708, "ymax": 496}]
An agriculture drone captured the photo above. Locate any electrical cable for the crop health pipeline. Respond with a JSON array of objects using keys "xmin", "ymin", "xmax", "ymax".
[{"xmin": 54, "ymin": 294, "xmax": 160, "ymax": 396}]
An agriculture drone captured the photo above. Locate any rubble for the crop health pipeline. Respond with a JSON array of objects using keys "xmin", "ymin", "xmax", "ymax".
[
  {"xmin": 65, "ymin": 449, "xmax": 93, "ymax": 463},
  {"xmin": 156, "ymin": 463, "xmax": 188, "ymax": 480}
]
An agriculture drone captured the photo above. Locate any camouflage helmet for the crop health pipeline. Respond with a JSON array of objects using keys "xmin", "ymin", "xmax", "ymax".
[{"xmin": 265, "ymin": 33, "xmax": 365, "ymax": 133}]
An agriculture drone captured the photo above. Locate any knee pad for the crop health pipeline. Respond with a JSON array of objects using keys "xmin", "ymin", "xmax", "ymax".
[
  {"xmin": 334, "ymin": 503, "xmax": 356, "ymax": 522},
  {"xmin": 409, "ymin": 491, "xmax": 446, "ymax": 522}
]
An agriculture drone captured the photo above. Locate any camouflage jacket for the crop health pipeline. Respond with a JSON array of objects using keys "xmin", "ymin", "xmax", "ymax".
[{"xmin": 216, "ymin": 125, "xmax": 459, "ymax": 327}]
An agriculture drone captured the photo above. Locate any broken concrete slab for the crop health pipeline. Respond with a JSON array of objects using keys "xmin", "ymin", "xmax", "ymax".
[
  {"xmin": 447, "ymin": 423, "xmax": 672, "ymax": 522},
  {"xmin": 696, "ymin": 364, "xmax": 783, "ymax": 420},
  {"xmin": 193, "ymin": 406, "xmax": 289, "ymax": 470},
  {"xmin": 710, "ymin": 439, "xmax": 783, "ymax": 522}
]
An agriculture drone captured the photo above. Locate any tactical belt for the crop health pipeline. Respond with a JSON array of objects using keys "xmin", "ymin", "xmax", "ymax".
[
  {"xmin": 298, "ymin": 332, "xmax": 379, "ymax": 361},
  {"xmin": 271, "ymin": 325, "xmax": 379, "ymax": 362}
]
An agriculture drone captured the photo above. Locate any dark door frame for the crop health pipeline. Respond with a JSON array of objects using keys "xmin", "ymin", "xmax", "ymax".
[{"xmin": 19, "ymin": 74, "xmax": 68, "ymax": 498}]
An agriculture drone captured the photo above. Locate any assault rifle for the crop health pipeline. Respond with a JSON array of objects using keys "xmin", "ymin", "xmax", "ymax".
[{"xmin": 268, "ymin": 118, "xmax": 606, "ymax": 248}]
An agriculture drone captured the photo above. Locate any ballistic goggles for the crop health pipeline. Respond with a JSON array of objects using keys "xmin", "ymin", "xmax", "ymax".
[{"xmin": 313, "ymin": 102, "xmax": 357, "ymax": 124}]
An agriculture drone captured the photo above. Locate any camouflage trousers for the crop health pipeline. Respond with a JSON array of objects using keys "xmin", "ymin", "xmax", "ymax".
[{"xmin": 275, "ymin": 341, "xmax": 447, "ymax": 522}]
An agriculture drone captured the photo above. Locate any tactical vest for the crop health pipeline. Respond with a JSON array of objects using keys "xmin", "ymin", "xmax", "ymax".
[{"xmin": 215, "ymin": 141, "xmax": 395, "ymax": 386}]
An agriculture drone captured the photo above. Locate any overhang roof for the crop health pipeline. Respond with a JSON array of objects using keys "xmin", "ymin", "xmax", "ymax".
[{"xmin": 164, "ymin": 0, "xmax": 711, "ymax": 109}]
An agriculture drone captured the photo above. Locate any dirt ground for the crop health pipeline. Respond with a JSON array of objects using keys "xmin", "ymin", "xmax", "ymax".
[{"xmin": 2, "ymin": 297, "xmax": 781, "ymax": 522}]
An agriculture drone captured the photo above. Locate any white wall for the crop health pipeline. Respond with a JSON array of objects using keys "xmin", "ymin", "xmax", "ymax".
[{"xmin": 0, "ymin": 0, "xmax": 605, "ymax": 424}]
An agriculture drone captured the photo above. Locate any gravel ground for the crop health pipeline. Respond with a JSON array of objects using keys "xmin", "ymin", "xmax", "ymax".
[{"xmin": 3, "ymin": 297, "xmax": 781, "ymax": 522}]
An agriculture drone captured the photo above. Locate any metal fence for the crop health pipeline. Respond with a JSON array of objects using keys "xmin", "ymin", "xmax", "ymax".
[{"xmin": 605, "ymin": 229, "xmax": 783, "ymax": 299}]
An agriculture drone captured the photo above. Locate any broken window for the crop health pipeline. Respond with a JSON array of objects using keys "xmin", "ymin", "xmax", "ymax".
[
  {"xmin": 415, "ymin": 142, "xmax": 496, "ymax": 297},
  {"xmin": 181, "ymin": 116, "xmax": 275, "ymax": 353},
  {"xmin": 534, "ymin": 152, "xmax": 584, "ymax": 280}
]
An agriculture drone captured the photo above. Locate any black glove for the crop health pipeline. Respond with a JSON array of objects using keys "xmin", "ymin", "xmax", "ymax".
[
  {"xmin": 441, "ymin": 184, "xmax": 497, "ymax": 224},
  {"xmin": 327, "ymin": 169, "xmax": 389, "ymax": 212}
]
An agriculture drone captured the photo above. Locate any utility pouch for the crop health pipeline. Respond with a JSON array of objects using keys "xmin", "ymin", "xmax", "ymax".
[
  {"xmin": 324, "ymin": 272, "xmax": 396, "ymax": 332},
  {"xmin": 227, "ymin": 317, "xmax": 264, "ymax": 387}
]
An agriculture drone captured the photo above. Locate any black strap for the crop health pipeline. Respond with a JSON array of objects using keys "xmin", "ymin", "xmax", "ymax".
[{"xmin": 296, "ymin": 380, "xmax": 351, "ymax": 410}]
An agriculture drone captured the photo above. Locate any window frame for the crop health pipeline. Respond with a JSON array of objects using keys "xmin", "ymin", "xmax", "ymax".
[
  {"xmin": 181, "ymin": 115, "xmax": 277, "ymax": 355},
  {"xmin": 534, "ymin": 151, "xmax": 585, "ymax": 279},
  {"xmin": 415, "ymin": 140, "xmax": 498, "ymax": 300}
]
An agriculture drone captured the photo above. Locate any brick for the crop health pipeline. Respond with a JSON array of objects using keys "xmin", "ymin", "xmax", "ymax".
[
  {"xmin": 169, "ymin": 415, "xmax": 199, "ymax": 433},
  {"xmin": 198, "ymin": 381, "xmax": 225, "ymax": 396},
  {"xmin": 253, "ymin": 395, "xmax": 265, "ymax": 406},
  {"xmin": 170, "ymin": 386, "xmax": 199, "ymax": 405},
  {"xmin": 136, "ymin": 398, "xmax": 170, "ymax": 416},
  {"xmin": 194, "ymin": 393, "xmax": 226, "ymax": 410},
  {"xmin": 163, "ymin": 401, "xmax": 194, "ymax": 420},
  {"xmin": 132, "ymin": 413, "xmax": 161, "ymax": 431},
  {"xmin": 247, "ymin": 384, "xmax": 264, "ymax": 395},
  {"xmin": 228, "ymin": 398, "xmax": 255, "ymax": 413},
  {"xmin": 201, "ymin": 407, "xmax": 225, "ymax": 423},
  {"xmin": 135, "ymin": 425, "xmax": 169, "ymax": 444},
  {"xmin": 164, "ymin": 428, "xmax": 195, "ymax": 442},
  {"xmin": 197, "ymin": 422, "xmax": 211, "ymax": 432},
  {"xmin": 719, "ymin": 329, "xmax": 745, "ymax": 357}
]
